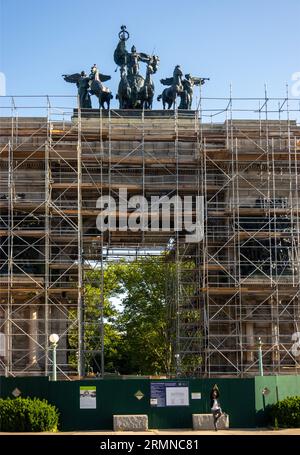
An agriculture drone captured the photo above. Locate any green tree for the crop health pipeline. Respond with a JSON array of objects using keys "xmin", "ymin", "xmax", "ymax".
[
  {"xmin": 113, "ymin": 256, "xmax": 202, "ymax": 376},
  {"xmin": 115, "ymin": 256, "xmax": 175, "ymax": 375},
  {"xmin": 69, "ymin": 255, "xmax": 201, "ymax": 376}
]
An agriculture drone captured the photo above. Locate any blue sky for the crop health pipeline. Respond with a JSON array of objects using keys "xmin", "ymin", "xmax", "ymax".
[{"xmin": 1, "ymin": 0, "xmax": 300, "ymax": 109}]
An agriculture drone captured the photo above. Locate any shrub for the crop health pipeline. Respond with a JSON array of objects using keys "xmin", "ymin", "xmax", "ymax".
[
  {"xmin": 0, "ymin": 397, "xmax": 59, "ymax": 432},
  {"xmin": 270, "ymin": 396, "xmax": 300, "ymax": 428}
]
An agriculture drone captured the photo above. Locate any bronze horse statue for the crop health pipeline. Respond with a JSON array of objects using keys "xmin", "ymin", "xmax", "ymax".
[
  {"xmin": 140, "ymin": 56, "xmax": 159, "ymax": 109},
  {"xmin": 116, "ymin": 65, "xmax": 131, "ymax": 109},
  {"xmin": 157, "ymin": 65, "xmax": 184, "ymax": 109},
  {"xmin": 63, "ymin": 65, "xmax": 113, "ymax": 109},
  {"xmin": 141, "ymin": 64, "xmax": 155, "ymax": 109},
  {"xmin": 89, "ymin": 79, "xmax": 113, "ymax": 109},
  {"xmin": 157, "ymin": 85, "xmax": 178, "ymax": 109},
  {"xmin": 89, "ymin": 65, "xmax": 113, "ymax": 109},
  {"xmin": 114, "ymin": 25, "xmax": 159, "ymax": 109},
  {"xmin": 116, "ymin": 57, "xmax": 159, "ymax": 109},
  {"xmin": 116, "ymin": 64, "xmax": 144, "ymax": 109}
]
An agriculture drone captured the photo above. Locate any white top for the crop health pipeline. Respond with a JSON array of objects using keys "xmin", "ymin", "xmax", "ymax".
[{"xmin": 212, "ymin": 399, "xmax": 220, "ymax": 410}]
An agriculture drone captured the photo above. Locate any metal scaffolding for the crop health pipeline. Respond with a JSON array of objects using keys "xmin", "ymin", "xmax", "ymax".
[{"xmin": 0, "ymin": 93, "xmax": 300, "ymax": 378}]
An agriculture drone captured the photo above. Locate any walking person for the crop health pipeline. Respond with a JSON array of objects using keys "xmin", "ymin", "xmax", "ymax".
[{"xmin": 210, "ymin": 384, "xmax": 222, "ymax": 431}]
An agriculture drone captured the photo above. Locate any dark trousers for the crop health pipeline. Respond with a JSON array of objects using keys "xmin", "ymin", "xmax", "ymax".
[{"xmin": 212, "ymin": 409, "xmax": 222, "ymax": 429}]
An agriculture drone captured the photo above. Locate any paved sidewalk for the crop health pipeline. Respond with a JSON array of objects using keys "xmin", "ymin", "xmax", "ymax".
[{"xmin": 1, "ymin": 428, "xmax": 300, "ymax": 435}]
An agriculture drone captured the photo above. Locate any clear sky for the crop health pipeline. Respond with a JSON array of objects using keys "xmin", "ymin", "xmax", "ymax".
[{"xmin": 1, "ymin": 0, "xmax": 300, "ymax": 110}]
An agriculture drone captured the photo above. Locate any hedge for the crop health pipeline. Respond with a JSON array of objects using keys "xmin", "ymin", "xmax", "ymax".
[
  {"xmin": 270, "ymin": 396, "xmax": 300, "ymax": 428},
  {"xmin": 0, "ymin": 397, "xmax": 59, "ymax": 432}
]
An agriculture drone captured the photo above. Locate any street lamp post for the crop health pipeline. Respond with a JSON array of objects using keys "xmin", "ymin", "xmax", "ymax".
[
  {"xmin": 174, "ymin": 353, "xmax": 180, "ymax": 377},
  {"xmin": 258, "ymin": 337, "xmax": 264, "ymax": 377},
  {"xmin": 49, "ymin": 333, "xmax": 59, "ymax": 381}
]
